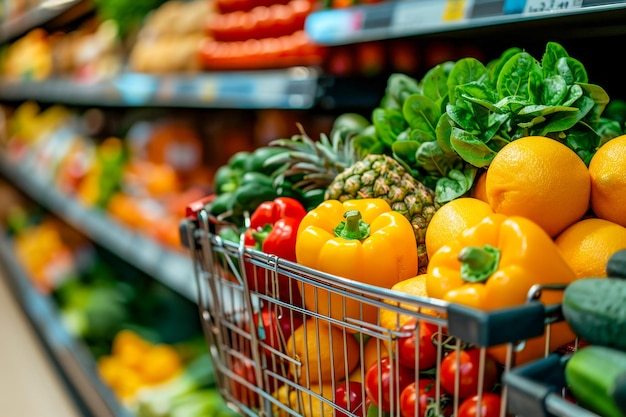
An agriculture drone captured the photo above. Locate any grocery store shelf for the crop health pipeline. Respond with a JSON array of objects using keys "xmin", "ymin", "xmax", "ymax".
[
  {"xmin": 305, "ymin": 0, "xmax": 626, "ymax": 44},
  {"xmin": 0, "ymin": 67, "xmax": 321, "ymax": 109},
  {"xmin": 0, "ymin": 0, "xmax": 92, "ymax": 43},
  {"xmin": 0, "ymin": 234, "xmax": 132, "ymax": 417},
  {"xmin": 0, "ymin": 155, "xmax": 197, "ymax": 303}
]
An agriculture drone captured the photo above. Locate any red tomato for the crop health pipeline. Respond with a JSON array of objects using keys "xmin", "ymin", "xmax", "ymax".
[
  {"xmin": 458, "ymin": 392, "xmax": 502, "ymax": 417},
  {"xmin": 397, "ymin": 319, "xmax": 438, "ymax": 370},
  {"xmin": 364, "ymin": 357, "xmax": 414, "ymax": 412},
  {"xmin": 439, "ymin": 348, "xmax": 499, "ymax": 399},
  {"xmin": 334, "ymin": 381, "xmax": 367, "ymax": 417},
  {"xmin": 230, "ymin": 356, "xmax": 259, "ymax": 407},
  {"xmin": 268, "ymin": 4, "xmax": 298, "ymax": 36},
  {"xmin": 251, "ymin": 304, "xmax": 303, "ymax": 360},
  {"xmin": 399, "ymin": 379, "xmax": 452, "ymax": 417}
]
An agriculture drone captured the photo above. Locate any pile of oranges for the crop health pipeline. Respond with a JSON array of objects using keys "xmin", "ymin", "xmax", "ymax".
[{"xmin": 426, "ymin": 134, "xmax": 626, "ymax": 280}]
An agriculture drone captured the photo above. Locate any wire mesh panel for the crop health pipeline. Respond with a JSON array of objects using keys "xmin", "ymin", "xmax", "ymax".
[{"xmin": 181, "ymin": 206, "xmax": 578, "ymax": 417}]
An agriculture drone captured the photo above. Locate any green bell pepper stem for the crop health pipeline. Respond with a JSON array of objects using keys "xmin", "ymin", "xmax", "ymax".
[
  {"xmin": 334, "ymin": 210, "xmax": 370, "ymax": 241},
  {"xmin": 458, "ymin": 244, "xmax": 500, "ymax": 283}
]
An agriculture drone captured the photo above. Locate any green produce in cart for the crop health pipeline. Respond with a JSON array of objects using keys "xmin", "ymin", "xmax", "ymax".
[{"xmin": 565, "ymin": 346, "xmax": 626, "ymax": 417}]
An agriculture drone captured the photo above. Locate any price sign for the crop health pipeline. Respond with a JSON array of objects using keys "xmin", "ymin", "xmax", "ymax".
[
  {"xmin": 524, "ymin": 0, "xmax": 582, "ymax": 13},
  {"xmin": 198, "ymin": 78, "xmax": 218, "ymax": 102},
  {"xmin": 392, "ymin": 0, "xmax": 470, "ymax": 34},
  {"xmin": 443, "ymin": 0, "xmax": 470, "ymax": 21}
]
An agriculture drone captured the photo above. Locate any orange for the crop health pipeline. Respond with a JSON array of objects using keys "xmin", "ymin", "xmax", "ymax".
[
  {"xmin": 425, "ymin": 197, "xmax": 494, "ymax": 259},
  {"xmin": 286, "ymin": 318, "xmax": 359, "ymax": 385},
  {"xmin": 349, "ymin": 336, "xmax": 390, "ymax": 382},
  {"xmin": 379, "ymin": 274, "xmax": 441, "ymax": 331},
  {"xmin": 137, "ymin": 344, "xmax": 182, "ymax": 384},
  {"xmin": 272, "ymin": 383, "xmax": 335, "ymax": 417},
  {"xmin": 485, "ymin": 136, "xmax": 590, "ymax": 237},
  {"xmin": 471, "ymin": 169, "xmax": 489, "ymax": 202},
  {"xmin": 554, "ymin": 217, "xmax": 626, "ymax": 278},
  {"xmin": 589, "ymin": 135, "xmax": 626, "ymax": 227}
]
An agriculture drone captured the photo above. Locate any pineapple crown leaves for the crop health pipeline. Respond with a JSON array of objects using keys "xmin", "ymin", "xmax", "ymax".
[{"xmin": 263, "ymin": 123, "xmax": 360, "ymax": 192}]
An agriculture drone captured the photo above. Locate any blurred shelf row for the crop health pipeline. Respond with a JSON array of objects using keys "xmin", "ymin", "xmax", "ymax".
[{"xmin": 3, "ymin": 0, "xmax": 626, "ymax": 110}]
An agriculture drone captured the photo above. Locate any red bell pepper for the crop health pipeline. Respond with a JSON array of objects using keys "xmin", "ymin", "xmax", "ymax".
[
  {"xmin": 242, "ymin": 197, "xmax": 307, "ymax": 304},
  {"xmin": 245, "ymin": 196, "xmax": 306, "ymax": 261}
]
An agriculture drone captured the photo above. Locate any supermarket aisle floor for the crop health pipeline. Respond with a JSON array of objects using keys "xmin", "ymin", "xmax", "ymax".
[{"xmin": 0, "ymin": 271, "xmax": 83, "ymax": 417}]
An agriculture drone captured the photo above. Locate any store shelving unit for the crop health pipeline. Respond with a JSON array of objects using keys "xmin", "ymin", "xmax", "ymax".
[
  {"xmin": 0, "ymin": 67, "xmax": 322, "ymax": 109},
  {"xmin": 305, "ymin": 0, "xmax": 626, "ymax": 44},
  {"xmin": 1, "ymin": 0, "xmax": 93, "ymax": 43},
  {"xmin": 0, "ymin": 154, "xmax": 196, "ymax": 303},
  {"xmin": 0, "ymin": 235, "xmax": 132, "ymax": 417}
]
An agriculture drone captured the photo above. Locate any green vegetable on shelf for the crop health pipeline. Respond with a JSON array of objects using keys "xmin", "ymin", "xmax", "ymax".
[
  {"xmin": 134, "ymin": 353, "xmax": 220, "ymax": 417},
  {"xmin": 354, "ymin": 41, "xmax": 615, "ymax": 203},
  {"xmin": 565, "ymin": 346, "xmax": 626, "ymax": 417}
]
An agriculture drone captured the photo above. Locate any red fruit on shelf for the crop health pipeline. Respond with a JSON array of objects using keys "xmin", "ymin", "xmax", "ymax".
[
  {"xmin": 397, "ymin": 319, "xmax": 438, "ymax": 370},
  {"xmin": 364, "ymin": 357, "xmax": 414, "ymax": 412},
  {"xmin": 400, "ymin": 379, "xmax": 452, "ymax": 417},
  {"xmin": 250, "ymin": 303, "xmax": 304, "ymax": 361},
  {"xmin": 334, "ymin": 380, "xmax": 367, "ymax": 417},
  {"xmin": 439, "ymin": 348, "xmax": 499, "ymax": 399},
  {"xmin": 457, "ymin": 392, "xmax": 502, "ymax": 417}
]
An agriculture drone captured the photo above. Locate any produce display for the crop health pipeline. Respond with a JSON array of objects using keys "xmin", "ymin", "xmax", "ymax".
[
  {"xmin": 1, "ymin": 102, "xmax": 215, "ymax": 251},
  {"xmin": 194, "ymin": 40, "xmax": 626, "ymax": 417},
  {"xmin": 0, "ymin": 0, "xmax": 483, "ymax": 79},
  {"xmin": 4, "ymin": 2, "xmax": 626, "ymax": 417},
  {"xmin": 0, "ymin": 191, "xmax": 239, "ymax": 417}
]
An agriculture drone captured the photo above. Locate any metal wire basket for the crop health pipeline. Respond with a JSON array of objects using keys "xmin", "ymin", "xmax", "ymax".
[
  {"xmin": 504, "ymin": 353, "xmax": 601, "ymax": 417},
  {"xmin": 180, "ymin": 199, "xmax": 577, "ymax": 417}
]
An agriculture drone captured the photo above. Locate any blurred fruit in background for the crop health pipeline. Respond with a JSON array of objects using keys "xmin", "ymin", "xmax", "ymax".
[
  {"xmin": 1, "ymin": 28, "xmax": 53, "ymax": 81},
  {"xmin": 128, "ymin": 0, "xmax": 211, "ymax": 73}
]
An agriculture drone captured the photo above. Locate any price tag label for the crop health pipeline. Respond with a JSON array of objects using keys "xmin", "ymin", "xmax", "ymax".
[
  {"xmin": 391, "ymin": 0, "xmax": 448, "ymax": 32},
  {"xmin": 305, "ymin": 9, "xmax": 365, "ymax": 43},
  {"xmin": 524, "ymin": 0, "xmax": 582, "ymax": 13},
  {"xmin": 443, "ymin": 0, "xmax": 470, "ymax": 21},
  {"xmin": 195, "ymin": 77, "xmax": 217, "ymax": 102}
]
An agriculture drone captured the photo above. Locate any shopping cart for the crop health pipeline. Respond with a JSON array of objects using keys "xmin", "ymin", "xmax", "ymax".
[
  {"xmin": 180, "ymin": 197, "xmax": 578, "ymax": 417},
  {"xmin": 504, "ymin": 352, "xmax": 602, "ymax": 417}
]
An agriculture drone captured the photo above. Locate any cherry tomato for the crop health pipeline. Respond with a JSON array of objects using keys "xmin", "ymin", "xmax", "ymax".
[
  {"xmin": 364, "ymin": 357, "xmax": 414, "ymax": 412},
  {"xmin": 439, "ymin": 348, "xmax": 499, "ymax": 399},
  {"xmin": 458, "ymin": 392, "xmax": 502, "ymax": 417},
  {"xmin": 334, "ymin": 381, "xmax": 366, "ymax": 417},
  {"xmin": 397, "ymin": 319, "xmax": 438, "ymax": 370},
  {"xmin": 400, "ymin": 379, "xmax": 452, "ymax": 417},
  {"xmin": 230, "ymin": 356, "xmax": 259, "ymax": 407}
]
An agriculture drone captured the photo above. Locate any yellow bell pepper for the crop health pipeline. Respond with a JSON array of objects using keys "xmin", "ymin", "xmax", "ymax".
[
  {"xmin": 426, "ymin": 213, "xmax": 577, "ymax": 310},
  {"xmin": 296, "ymin": 198, "xmax": 418, "ymax": 327}
]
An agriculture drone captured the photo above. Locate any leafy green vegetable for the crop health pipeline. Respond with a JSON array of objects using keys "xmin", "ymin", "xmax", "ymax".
[{"xmin": 362, "ymin": 41, "xmax": 614, "ymax": 203}]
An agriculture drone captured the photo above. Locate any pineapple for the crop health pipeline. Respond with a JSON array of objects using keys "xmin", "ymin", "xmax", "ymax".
[
  {"xmin": 267, "ymin": 125, "xmax": 438, "ymax": 270},
  {"xmin": 325, "ymin": 154, "xmax": 438, "ymax": 271}
]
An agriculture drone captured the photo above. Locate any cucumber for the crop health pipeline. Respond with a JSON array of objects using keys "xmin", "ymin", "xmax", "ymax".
[
  {"xmin": 562, "ymin": 277, "xmax": 626, "ymax": 350},
  {"xmin": 564, "ymin": 346, "xmax": 626, "ymax": 417},
  {"xmin": 607, "ymin": 249, "xmax": 626, "ymax": 279}
]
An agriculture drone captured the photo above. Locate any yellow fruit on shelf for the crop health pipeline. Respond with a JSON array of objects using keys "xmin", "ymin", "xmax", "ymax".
[
  {"xmin": 286, "ymin": 318, "xmax": 359, "ymax": 385},
  {"xmin": 349, "ymin": 336, "xmax": 389, "ymax": 383},
  {"xmin": 555, "ymin": 217, "xmax": 626, "ymax": 278},
  {"xmin": 272, "ymin": 383, "xmax": 335, "ymax": 417},
  {"xmin": 425, "ymin": 197, "xmax": 494, "ymax": 260},
  {"xmin": 589, "ymin": 135, "xmax": 626, "ymax": 228},
  {"xmin": 379, "ymin": 274, "xmax": 440, "ymax": 332},
  {"xmin": 471, "ymin": 169, "xmax": 489, "ymax": 203},
  {"xmin": 485, "ymin": 136, "xmax": 590, "ymax": 237}
]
